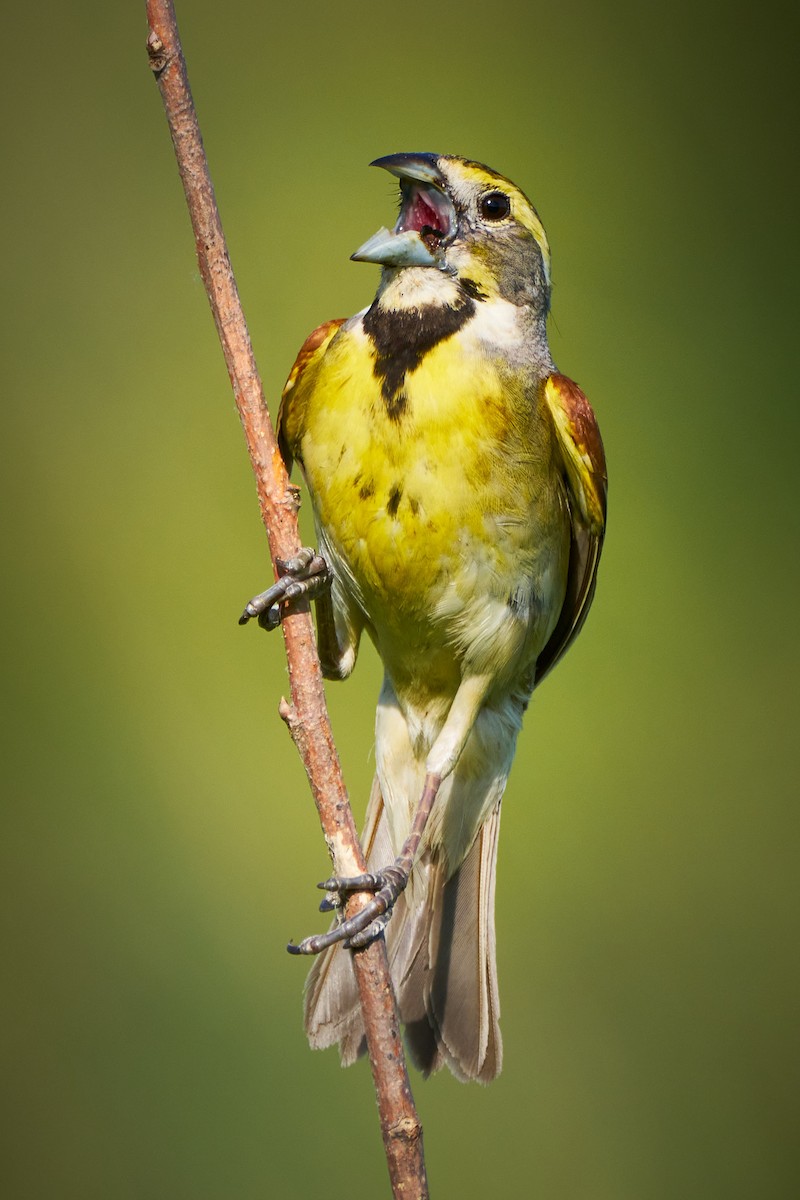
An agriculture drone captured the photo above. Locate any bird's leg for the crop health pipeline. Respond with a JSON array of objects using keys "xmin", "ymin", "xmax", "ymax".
[
  {"xmin": 238, "ymin": 547, "xmax": 331, "ymax": 630},
  {"xmin": 287, "ymin": 673, "xmax": 492, "ymax": 955},
  {"xmin": 287, "ymin": 771, "xmax": 441, "ymax": 955}
]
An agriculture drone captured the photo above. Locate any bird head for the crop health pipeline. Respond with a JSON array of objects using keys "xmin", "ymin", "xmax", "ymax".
[{"xmin": 352, "ymin": 153, "xmax": 552, "ymax": 311}]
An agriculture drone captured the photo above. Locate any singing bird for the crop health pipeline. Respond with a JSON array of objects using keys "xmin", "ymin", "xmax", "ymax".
[{"xmin": 241, "ymin": 153, "xmax": 606, "ymax": 1082}]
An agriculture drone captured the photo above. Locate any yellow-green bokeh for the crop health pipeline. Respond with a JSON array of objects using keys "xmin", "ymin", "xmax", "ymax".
[{"xmin": 2, "ymin": 2, "xmax": 796, "ymax": 1197}]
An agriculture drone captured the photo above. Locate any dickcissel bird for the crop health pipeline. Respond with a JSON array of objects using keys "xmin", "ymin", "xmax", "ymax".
[{"xmin": 241, "ymin": 153, "xmax": 606, "ymax": 1083}]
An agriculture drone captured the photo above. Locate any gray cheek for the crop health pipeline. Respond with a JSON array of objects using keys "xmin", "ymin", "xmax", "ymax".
[{"xmin": 500, "ymin": 254, "xmax": 548, "ymax": 306}]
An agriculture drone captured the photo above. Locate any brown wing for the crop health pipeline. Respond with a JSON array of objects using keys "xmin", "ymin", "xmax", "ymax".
[
  {"xmin": 535, "ymin": 373, "xmax": 607, "ymax": 686},
  {"xmin": 276, "ymin": 318, "xmax": 346, "ymax": 471}
]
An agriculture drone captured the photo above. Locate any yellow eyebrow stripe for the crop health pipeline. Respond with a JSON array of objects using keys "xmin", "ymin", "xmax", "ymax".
[{"xmin": 446, "ymin": 158, "xmax": 551, "ymax": 285}]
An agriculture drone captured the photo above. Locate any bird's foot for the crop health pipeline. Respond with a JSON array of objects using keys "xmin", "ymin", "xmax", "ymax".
[
  {"xmin": 286, "ymin": 861, "xmax": 411, "ymax": 955},
  {"xmin": 238, "ymin": 547, "xmax": 331, "ymax": 630}
]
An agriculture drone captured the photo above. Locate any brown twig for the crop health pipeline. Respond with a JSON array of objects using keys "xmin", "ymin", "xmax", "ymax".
[{"xmin": 144, "ymin": 4, "xmax": 428, "ymax": 1196}]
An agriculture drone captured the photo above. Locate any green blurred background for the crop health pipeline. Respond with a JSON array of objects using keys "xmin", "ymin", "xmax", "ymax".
[{"xmin": 2, "ymin": 2, "xmax": 796, "ymax": 1197}]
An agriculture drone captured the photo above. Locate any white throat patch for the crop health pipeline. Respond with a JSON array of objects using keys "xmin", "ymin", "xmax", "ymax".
[{"xmin": 378, "ymin": 267, "xmax": 462, "ymax": 312}]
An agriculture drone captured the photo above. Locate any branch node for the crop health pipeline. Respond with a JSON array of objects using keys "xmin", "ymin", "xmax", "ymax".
[
  {"xmin": 146, "ymin": 30, "xmax": 168, "ymax": 74},
  {"xmin": 278, "ymin": 696, "xmax": 297, "ymax": 727},
  {"xmin": 389, "ymin": 1116, "xmax": 423, "ymax": 1145}
]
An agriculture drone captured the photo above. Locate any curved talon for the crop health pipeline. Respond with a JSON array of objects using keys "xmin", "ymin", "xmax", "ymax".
[
  {"xmin": 238, "ymin": 580, "xmax": 290, "ymax": 626},
  {"xmin": 260, "ymin": 606, "xmax": 281, "ymax": 631},
  {"xmin": 346, "ymin": 913, "xmax": 391, "ymax": 950}
]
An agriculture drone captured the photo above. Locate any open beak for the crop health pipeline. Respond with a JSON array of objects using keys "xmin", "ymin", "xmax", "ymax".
[{"xmin": 351, "ymin": 153, "xmax": 456, "ymax": 268}]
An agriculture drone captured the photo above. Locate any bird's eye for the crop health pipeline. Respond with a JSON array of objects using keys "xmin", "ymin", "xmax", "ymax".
[{"xmin": 479, "ymin": 191, "xmax": 511, "ymax": 221}]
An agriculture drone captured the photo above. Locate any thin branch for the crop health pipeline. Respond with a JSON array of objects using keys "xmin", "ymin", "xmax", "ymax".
[{"xmin": 144, "ymin": 5, "xmax": 428, "ymax": 1196}]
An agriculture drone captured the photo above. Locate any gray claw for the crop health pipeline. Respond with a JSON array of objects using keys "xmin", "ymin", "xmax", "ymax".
[
  {"xmin": 239, "ymin": 548, "xmax": 332, "ymax": 629},
  {"xmin": 345, "ymin": 913, "xmax": 391, "ymax": 950}
]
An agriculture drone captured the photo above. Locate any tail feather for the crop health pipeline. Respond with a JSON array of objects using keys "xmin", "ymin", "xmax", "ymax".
[
  {"xmin": 304, "ymin": 776, "xmax": 503, "ymax": 1083},
  {"xmin": 417, "ymin": 805, "xmax": 503, "ymax": 1083}
]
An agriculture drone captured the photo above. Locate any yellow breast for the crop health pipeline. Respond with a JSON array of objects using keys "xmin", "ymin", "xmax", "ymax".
[{"xmin": 289, "ymin": 315, "xmax": 569, "ymax": 688}]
